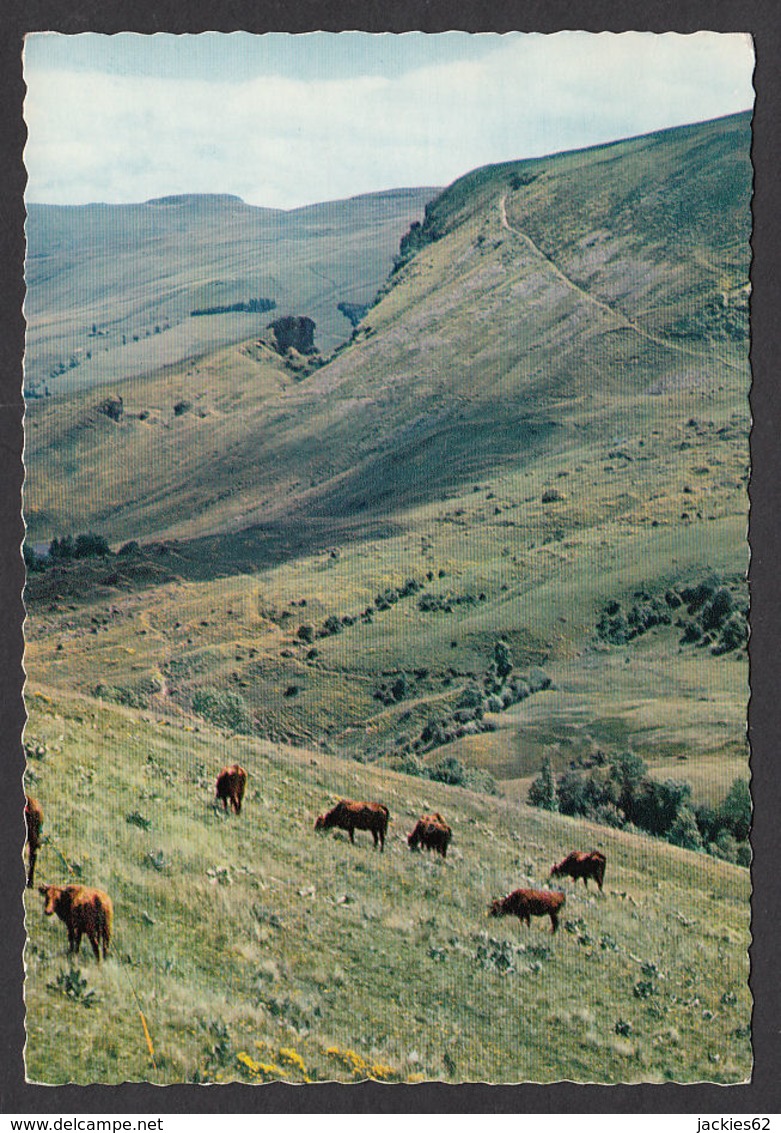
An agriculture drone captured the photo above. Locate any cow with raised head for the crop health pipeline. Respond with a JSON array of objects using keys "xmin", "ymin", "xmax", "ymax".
[
  {"xmin": 25, "ymin": 795, "xmax": 43, "ymax": 889},
  {"xmin": 489, "ymin": 888, "xmax": 566, "ymax": 933},
  {"xmin": 551, "ymin": 850, "xmax": 606, "ymax": 892},
  {"xmin": 315, "ymin": 800, "xmax": 390, "ymax": 851},
  {"xmin": 39, "ymin": 884, "xmax": 113, "ymax": 961},
  {"xmin": 407, "ymin": 813, "xmax": 452, "ymax": 858},
  {"xmin": 215, "ymin": 764, "xmax": 247, "ymax": 815}
]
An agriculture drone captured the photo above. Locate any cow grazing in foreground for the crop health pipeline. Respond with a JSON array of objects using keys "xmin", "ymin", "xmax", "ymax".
[
  {"xmin": 39, "ymin": 884, "xmax": 113, "ymax": 960},
  {"xmin": 407, "ymin": 813, "xmax": 452, "ymax": 858},
  {"xmin": 550, "ymin": 850, "xmax": 606, "ymax": 892},
  {"xmin": 489, "ymin": 888, "xmax": 566, "ymax": 933},
  {"xmin": 315, "ymin": 800, "xmax": 390, "ymax": 851},
  {"xmin": 215, "ymin": 764, "xmax": 247, "ymax": 815},
  {"xmin": 25, "ymin": 795, "xmax": 43, "ymax": 889}
]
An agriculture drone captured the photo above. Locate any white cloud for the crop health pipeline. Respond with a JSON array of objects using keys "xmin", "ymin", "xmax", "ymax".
[{"xmin": 23, "ymin": 32, "xmax": 754, "ymax": 208}]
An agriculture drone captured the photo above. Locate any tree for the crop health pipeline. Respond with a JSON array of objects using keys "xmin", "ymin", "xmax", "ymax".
[
  {"xmin": 49, "ymin": 535, "xmax": 74, "ymax": 560},
  {"xmin": 556, "ymin": 769, "xmax": 590, "ymax": 816},
  {"xmin": 23, "ymin": 544, "xmax": 44, "ymax": 572},
  {"xmin": 494, "ymin": 640, "xmax": 513, "ymax": 682},
  {"xmin": 716, "ymin": 778, "xmax": 751, "ymax": 842},
  {"xmin": 633, "ymin": 778, "xmax": 691, "ymax": 837},
  {"xmin": 609, "ymin": 751, "xmax": 647, "ymax": 823},
  {"xmin": 74, "ymin": 532, "xmax": 110, "ymax": 558},
  {"xmin": 668, "ymin": 806, "xmax": 704, "ymax": 851},
  {"xmin": 528, "ymin": 755, "xmax": 558, "ymax": 812}
]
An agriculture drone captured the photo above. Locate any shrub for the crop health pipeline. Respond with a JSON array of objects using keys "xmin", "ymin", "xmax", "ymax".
[
  {"xmin": 701, "ymin": 587, "xmax": 733, "ymax": 631},
  {"xmin": 709, "ymin": 830, "xmax": 738, "ymax": 863},
  {"xmin": 192, "ymin": 687, "xmax": 252, "ymax": 733},
  {"xmin": 390, "ymin": 674, "xmax": 408, "ymax": 702},
  {"xmin": 399, "ymin": 577, "xmax": 422, "ymax": 597},
  {"xmin": 94, "ymin": 683, "xmax": 148, "ymax": 709},
  {"xmin": 527, "ymin": 668, "xmax": 552, "ymax": 694},
  {"xmin": 457, "ymin": 685, "xmax": 483, "ymax": 712},
  {"xmin": 680, "ymin": 580, "xmax": 717, "ymax": 613},
  {"xmin": 297, "ymin": 625, "xmax": 315, "ymax": 643},
  {"xmin": 375, "ymin": 588, "xmax": 399, "ymax": 611},
  {"xmin": 712, "ymin": 612, "xmax": 747, "ymax": 654},
  {"xmin": 428, "ymin": 755, "xmax": 469, "ymax": 787},
  {"xmin": 47, "ymin": 967, "xmax": 97, "ymax": 1007},
  {"xmin": 323, "ymin": 615, "xmax": 343, "ymax": 636}
]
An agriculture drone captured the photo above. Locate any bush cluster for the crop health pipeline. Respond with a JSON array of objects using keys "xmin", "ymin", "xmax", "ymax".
[
  {"xmin": 596, "ymin": 577, "xmax": 747, "ymax": 656},
  {"xmin": 418, "ymin": 591, "xmax": 480, "ymax": 614},
  {"xmin": 192, "ymin": 687, "xmax": 253, "ymax": 734},
  {"xmin": 26, "ymin": 532, "xmax": 112, "ymax": 571},
  {"xmin": 190, "ymin": 298, "xmax": 275, "ymax": 317},
  {"xmin": 94, "ymin": 681, "xmax": 158, "ymax": 710},
  {"xmin": 528, "ymin": 750, "xmax": 750, "ymax": 862},
  {"xmin": 378, "ymin": 641, "xmax": 550, "ymax": 794},
  {"xmin": 385, "ymin": 749, "xmax": 498, "ymax": 795}
]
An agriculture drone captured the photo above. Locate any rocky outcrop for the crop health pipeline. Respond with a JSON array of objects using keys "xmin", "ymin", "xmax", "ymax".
[{"xmin": 97, "ymin": 395, "xmax": 123, "ymax": 422}]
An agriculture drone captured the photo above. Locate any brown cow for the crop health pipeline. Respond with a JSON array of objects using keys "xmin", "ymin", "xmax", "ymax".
[
  {"xmin": 550, "ymin": 850, "xmax": 606, "ymax": 892},
  {"xmin": 315, "ymin": 800, "xmax": 390, "ymax": 851},
  {"xmin": 489, "ymin": 888, "xmax": 566, "ymax": 933},
  {"xmin": 408, "ymin": 813, "xmax": 452, "ymax": 858},
  {"xmin": 215, "ymin": 764, "xmax": 247, "ymax": 815},
  {"xmin": 39, "ymin": 884, "xmax": 113, "ymax": 961},
  {"xmin": 25, "ymin": 795, "xmax": 43, "ymax": 889}
]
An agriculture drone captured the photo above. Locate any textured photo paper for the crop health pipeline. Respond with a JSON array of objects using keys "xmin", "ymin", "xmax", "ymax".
[{"xmin": 21, "ymin": 31, "xmax": 753, "ymax": 1085}]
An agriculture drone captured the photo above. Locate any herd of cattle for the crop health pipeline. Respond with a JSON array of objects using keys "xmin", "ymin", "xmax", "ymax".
[{"xmin": 24, "ymin": 761, "xmax": 608, "ymax": 961}]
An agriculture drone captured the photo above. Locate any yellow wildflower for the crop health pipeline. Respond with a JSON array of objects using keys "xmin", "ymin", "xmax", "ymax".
[{"xmin": 279, "ymin": 1047, "xmax": 307, "ymax": 1075}]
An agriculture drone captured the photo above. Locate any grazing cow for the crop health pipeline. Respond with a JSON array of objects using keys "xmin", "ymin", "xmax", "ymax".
[
  {"xmin": 315, "ymin": 800, "xmax": 390, "ymax": 851},
  {"xmin": 407, "ymin": 813, "xmax": 452, "ymax": 858},
  {"xmin": 489, "ymin": 888, "xmax": 566, "ymax": 933},
  {"xmin": 550, "ymin": 850, "xmax": 606, "ymax": 892},
  {"xmin": 39, "ymin": 884, "xmax": 113, "ymax": 961},
  {"xmin": 215, "ymin": 764, "xmax": 247, "ymax": 815},
  {"xmin": 24, "ymin": 795, "xmax": 43, "ymax": 889}
]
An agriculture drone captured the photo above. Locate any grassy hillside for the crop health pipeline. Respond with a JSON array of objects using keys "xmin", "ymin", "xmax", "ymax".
[
  {"xmin": 23, "ymin": 114, "xmax": 752, "ymax": 1084},
  {"xmin": 25, "ymin": 114, "xmax": 749, "ymax": 546},
  {"xmin": 24, "ymin": 187, "xmax": 437, "ymax": 396},
  {"xmin": 23, "ymin": 689, "xmax": 751, "ymax": 1085},
  {"xmin": 24, "ymin": 111, "xmax": 749, "ymax": 811}
]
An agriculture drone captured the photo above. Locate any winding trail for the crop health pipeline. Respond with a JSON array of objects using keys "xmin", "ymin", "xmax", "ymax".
[{"xmin": 498, "ymin": 195, "xmax": 739, "ymax": 372}]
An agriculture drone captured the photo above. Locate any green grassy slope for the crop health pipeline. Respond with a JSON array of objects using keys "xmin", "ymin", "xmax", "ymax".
[
  {"xmin": 24, "ymin": 689, "xmax": 750, "ymax": 1085},
  {"xmin": 25, "ymin": 114, "xmax": 749, "ymax": 546},
  {"xmin": 24, "ymin": 187, "xmax": 438, "ymax": 395},
  {"xmin": 23, "ymin": 116, "xmax": 752, "ymax": 1084},
  {"xmin": 24, "ymin": 113, "xmax": 750, "ymax": 801}
]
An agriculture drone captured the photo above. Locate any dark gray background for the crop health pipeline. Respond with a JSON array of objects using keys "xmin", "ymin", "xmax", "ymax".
[{"xmin": 2, "ymin": 0, "xmax": 777, "ymax": 1114}]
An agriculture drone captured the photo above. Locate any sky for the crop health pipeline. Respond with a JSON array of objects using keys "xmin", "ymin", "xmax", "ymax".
[{"xmin": 23, "ymin": 31, "xmax": 755, "ymax": 210}]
